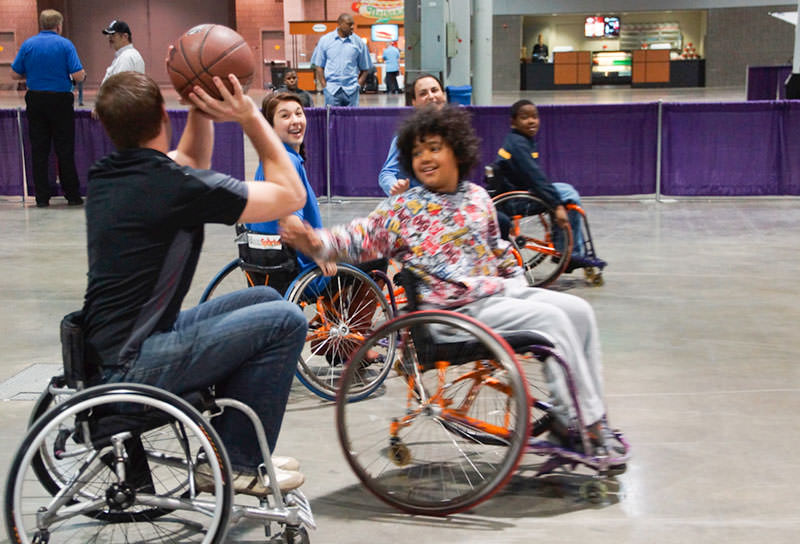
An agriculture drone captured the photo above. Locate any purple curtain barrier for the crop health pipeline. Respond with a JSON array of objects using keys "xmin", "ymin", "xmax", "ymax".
[
  {"xmin": 780, "ymin": 101, "xmax": 800, "ymax": 195},
  {"xmin": 327, "ymin": 104, "xmax": 658, "ymax": 197},
  {"xmin": 661, "ymin": 102, "xmax": 783, "ymax": 196},
  {"xmin": 328, "ymin": 106, "xmax": 408, "ymax": 197},
  {"xmin": 165, "ymin": 111, "xmax": 244, "ymax": 180},
  {"xmin": 464, "ymin": 105, "xmax": 509, "ymax": 184},
  {"xmin": 14, "ymin": 109, "xmax": 243, "ymax": 198},
  {"xmin": 0, "ymin": 110, "xmax": 24, "ymax": 196},
  {"xmin": 534, "ymin": 103, "xmax": 658, "ymax": 196},
  {"xmin": 303, "ymin": 108, "xmax": 328, "ymax": 198},
  {"xmin": 5, "ymin": 102, "xmax": 799, "ymax": 198},
  {"xmin": 747, "ymin": 65, "xmax": 792, "ymax": 101}
]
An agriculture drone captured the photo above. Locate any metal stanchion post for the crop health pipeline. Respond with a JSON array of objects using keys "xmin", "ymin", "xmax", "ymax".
[
  {"xmin": 323, "ymin": 105, "xmax": 344, "ymax": 205},
  {"xmin": 655, "ymin": 100, "xmax": 663, "ymax": 202},
  {"xmin": 325, "ymin": 105, "xmax": 332, "ymax": 203},
  {"xmin": 16, "ymin": 107, "xmax": 28, "ymax": 206}
]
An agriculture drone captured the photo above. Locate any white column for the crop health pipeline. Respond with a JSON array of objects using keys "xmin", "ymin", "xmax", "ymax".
[{"xmin": 471, "ymin": 0, "xmax": 492, "ymax": 105}]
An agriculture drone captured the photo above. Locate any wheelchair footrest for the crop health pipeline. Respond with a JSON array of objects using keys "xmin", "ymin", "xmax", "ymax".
[{"xmin": 285, "ymin": 489, "xmax": 316, "ymax": 530}]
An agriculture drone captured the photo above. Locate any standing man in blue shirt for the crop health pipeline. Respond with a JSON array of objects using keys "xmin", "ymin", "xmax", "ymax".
[
  {"xmin": 382, "ymin": 41, "xmax": 401, "ymax": 94},
  {"xmin": 11, "ymin": 9, "xmax": 86, "ymax": 207},
  {"xmin": 311, "ymin": 13, "xmax": 372, "ymax": 107}
]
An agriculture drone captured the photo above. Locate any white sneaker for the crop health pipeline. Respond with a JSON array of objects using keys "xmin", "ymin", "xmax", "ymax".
[
  {"xmin": 195, "ymin": 463, "xmax": 305, "ymax": 495},
  {"xmin": 272, "ymin": 455, "xmax": 300, "ymax": 471}
]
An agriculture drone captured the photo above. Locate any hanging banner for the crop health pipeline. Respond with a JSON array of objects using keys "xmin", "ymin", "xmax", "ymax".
[{"xmin": 351, "ymin": 1, "xmax": 403, "ymax": 22}]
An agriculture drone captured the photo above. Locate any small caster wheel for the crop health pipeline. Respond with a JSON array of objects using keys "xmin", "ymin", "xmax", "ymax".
[
  {"xmin": 591, "ymin": 273, "xmax": 604, "ymax": 287},
  {"xmin": 389, "ymin": 441, "xmax": 411, "ymax": 466},
  {"xmin": 580, "ymin": 480, "xmax": 607, "ymax": 504},
  {"xmin": 283, "ymin": 525, "xmax": 310, "ymax": 544}
]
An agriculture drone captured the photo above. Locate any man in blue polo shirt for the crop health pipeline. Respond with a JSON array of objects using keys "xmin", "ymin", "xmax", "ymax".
[
  {"xmin": 311, "ymin": 13, "xmax": 372, "ymax": 107},
  {"xmin": 11, "ymin": 9, "xmax": 86, "ymax": 207}
]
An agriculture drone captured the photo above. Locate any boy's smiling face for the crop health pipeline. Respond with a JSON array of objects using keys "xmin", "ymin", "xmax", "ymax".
[
  {"xmin": 511, "ymin": 103, "xmax": 540, "ymax": 138},
  {"xmin": 411, "ymin": 134, "xmax": 459, "ymax": 193}
]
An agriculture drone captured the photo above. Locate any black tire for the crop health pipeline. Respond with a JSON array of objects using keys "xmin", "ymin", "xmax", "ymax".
[
  {"xmin": 6, "ymin": 383, "xmax": 233, "ymax": 543},
  {"xmin": 336, "ymin": 310, "xmax": 531, "ymax": 515},
  {"xmin": 493, "ymin": 191, "xmax": 573, "ymax": 287},
  {"xmin": 199, "ymin": 258, "xmax": 252, "ymax": 303}
]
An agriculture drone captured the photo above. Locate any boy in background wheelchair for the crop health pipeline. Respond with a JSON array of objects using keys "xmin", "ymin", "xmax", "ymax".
[
  {"xmin": 281, "ymin": 104, "xmax": 625, "ymax": 457},
  {"xmin": 493, "ymin": 99, "xmax": 607, "ymax": 274}
]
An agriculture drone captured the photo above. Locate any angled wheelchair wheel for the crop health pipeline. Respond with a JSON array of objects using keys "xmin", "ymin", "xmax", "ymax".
[
  {"xmin": 200, "ymin": 258, "xmax": 252, "ymax": 303},
  {"xmin": 336, "ymin": 310, "xmax": 531, "ymax": 515},
  {"xmin": 6, "ymin": 383, "xmax": 233, "ymax": 544},
  {"xmin": 493, "ymin": 191, "xmax": 573, "ymax": 288},
  {"xmin": 286, "ymin": 264, "xmax": 395, "ymax": 402}
]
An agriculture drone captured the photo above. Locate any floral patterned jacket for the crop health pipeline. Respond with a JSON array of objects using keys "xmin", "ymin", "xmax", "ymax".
[{"xmin": 317, "ymin": 181, "xmax": 522, "ymax": 308}]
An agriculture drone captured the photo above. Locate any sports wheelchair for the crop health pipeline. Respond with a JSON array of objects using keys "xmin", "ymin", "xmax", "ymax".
[
  {"xmin": 5, "ymin": 311, "xmax": 315, "ymax": 543},
  {"xmin": 485, "ymin": 166, "xmax": 607, "ymax": 287},
  {"xmin": 200, "ymin": 226, "xmax": 396, "ymax": 402},
  {"xmin": 334, "ymin": 271, "xmax": 630, "ymax": 516}
]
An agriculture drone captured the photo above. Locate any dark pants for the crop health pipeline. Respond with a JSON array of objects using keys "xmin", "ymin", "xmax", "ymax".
[
  {"xmin": 385, "ymin": 71, "xmax": 400, "ymax": 93},
  {"xmin": 25, "ymin": 91, "xmax": 82, "ymax": 205}
]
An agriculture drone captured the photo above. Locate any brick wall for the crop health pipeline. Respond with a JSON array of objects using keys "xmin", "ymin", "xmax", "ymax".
[
  {"xmin": 0, "ymin": 0, "xmax": 38, "ymax": 88},
  {"xmin": 235, "ymin": 0, "xmax": 285, "ymax": 87}
]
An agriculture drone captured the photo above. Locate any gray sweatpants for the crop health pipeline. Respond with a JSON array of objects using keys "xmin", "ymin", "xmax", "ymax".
[{"xmin": 451, "ymin": 276, "xmax": 606, "ymax": 426}]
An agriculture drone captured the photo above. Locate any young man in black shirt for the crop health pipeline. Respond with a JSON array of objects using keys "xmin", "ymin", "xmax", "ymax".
[{"xmin": 85, "ymin": 71, "xmax": 308, "ymax": 494}]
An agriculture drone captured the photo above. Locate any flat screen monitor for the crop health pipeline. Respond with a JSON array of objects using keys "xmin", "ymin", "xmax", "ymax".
[
  {"xmin": 585, "ymin": 16, "xmax": 620, "ymax": 38},
  {"xmin": 371, "ymin": 24, "xmax": 398, "ymax": 42},
  {"xmin": 604, "ymin": 17, "xmax": 620, "ymax": 37}
]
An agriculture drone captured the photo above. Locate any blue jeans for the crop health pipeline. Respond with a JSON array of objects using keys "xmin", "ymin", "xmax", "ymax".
[
  {"xmin": 553, "ymin": 182, "xmax": 585, "ymax": 257},
  {"xmin": 105, "ymin": 287, "xmax": 307, "ymax": 472},
  {"xmin": 324, "ymin": 87, "xmax": 359, "ymax": 107}
]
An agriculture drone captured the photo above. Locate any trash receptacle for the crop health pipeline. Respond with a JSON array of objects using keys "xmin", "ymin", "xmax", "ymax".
[{"xmin": 446, "ymin": 85, "xmax": 472, "ymax": 105}]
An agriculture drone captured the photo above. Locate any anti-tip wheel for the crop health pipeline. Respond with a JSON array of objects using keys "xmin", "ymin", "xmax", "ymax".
[{"xmin": 580, "ymin": 480, "xmax": 608, "ymax": 504}]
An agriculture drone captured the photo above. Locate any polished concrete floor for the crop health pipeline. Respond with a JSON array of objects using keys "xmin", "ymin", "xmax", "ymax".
[
  {"xmin": 2, "ymin": 84, "xmax": 800, "ymax": 542},
  {"xmin": 1, "ymin": 195, "xmax": 799, "ymax": 543},
  {"xmin": 0, "ymin": 83, "xmax": 747, "ymax": 111}
]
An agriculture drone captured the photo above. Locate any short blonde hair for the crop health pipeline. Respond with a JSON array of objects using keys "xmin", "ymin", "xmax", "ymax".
[{"xmin": 39, "ymin": 10, "xmax": 63, "ymax": 30}]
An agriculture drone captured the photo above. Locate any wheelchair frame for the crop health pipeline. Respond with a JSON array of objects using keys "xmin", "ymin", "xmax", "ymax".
[
  {"xmin": 5, "ymin": 314, "xmax": 315, "ymax": 544},
  {"xmin": 333, "ymin": 271, "xmax": 630, "ymax": 515},
  {"xmin": 486, "ymin": 165, "xmax": 607, "ymax": 287}
]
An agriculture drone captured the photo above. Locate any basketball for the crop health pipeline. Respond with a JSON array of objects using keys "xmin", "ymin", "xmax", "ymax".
[{"xmin": 166, "ymin": 24, "xmax": 255, "ymax": 100}]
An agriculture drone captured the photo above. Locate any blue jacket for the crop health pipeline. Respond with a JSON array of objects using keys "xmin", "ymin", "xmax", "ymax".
[
  {"xmin": 378, "ymin": 135, "xmax": 421, "ymax": 196},
  {"xmin": 495, "ymin": 129, "xmax": 563, "ymax": 208}
]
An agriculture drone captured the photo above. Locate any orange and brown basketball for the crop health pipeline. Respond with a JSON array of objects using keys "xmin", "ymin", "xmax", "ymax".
[{"xmin": 166, "ymin": 24, "xmax": 255, "ymax": 100}]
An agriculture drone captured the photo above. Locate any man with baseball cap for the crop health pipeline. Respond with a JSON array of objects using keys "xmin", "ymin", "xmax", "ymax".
[{"xmin": 101, "ymin": 20, "xmax": 145, "ymax": 84}]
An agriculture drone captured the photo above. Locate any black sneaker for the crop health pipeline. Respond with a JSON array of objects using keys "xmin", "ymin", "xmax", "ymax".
[{"xmin": 67, "ymin": 197, "xmax": 84, "ymax": 206}]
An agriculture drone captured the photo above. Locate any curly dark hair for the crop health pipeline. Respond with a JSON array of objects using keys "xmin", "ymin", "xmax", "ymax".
[{"xmin": 396, "ymin": 105, "xmax": 480, "ymax": 182}]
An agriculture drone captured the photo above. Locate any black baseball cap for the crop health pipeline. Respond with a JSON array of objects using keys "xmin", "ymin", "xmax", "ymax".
[{"xmin": 102, "ymin": 20, "xmax": 131, "ymax": 36}]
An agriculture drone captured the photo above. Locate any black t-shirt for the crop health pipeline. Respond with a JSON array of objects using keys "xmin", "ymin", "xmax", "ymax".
[{"xmin": 83, "ymin": 148, "xmax": 248, "ymax": 369}]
